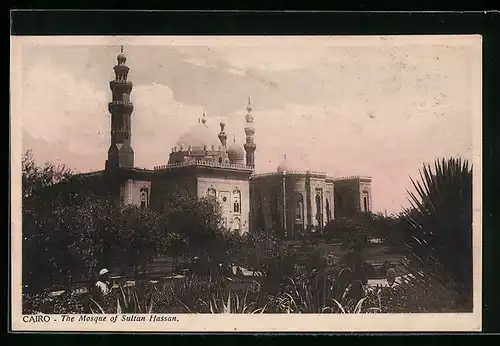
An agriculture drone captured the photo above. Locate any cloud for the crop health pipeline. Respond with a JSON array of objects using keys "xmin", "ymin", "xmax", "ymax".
[
  {"xmin": 22, "ymin": 58, "xmax": 109, "ymax": 155},
  {"xmin": 131, "ymin": 82, "xmax": 207, "ymax": 167},
  {"xmin": 222, "ymin": 101, "xmax": 472, "ymax": 213},
  {"xmin": 183, "ymin": 57, "xmax": 218, "ymax": 69},
  {"xmin": 177, "ymin": 43, "xmax": 340, "ymax": 75},
  {"xmin": 21, "ymin": 58, "xmax": 207, "ymax": 170}
]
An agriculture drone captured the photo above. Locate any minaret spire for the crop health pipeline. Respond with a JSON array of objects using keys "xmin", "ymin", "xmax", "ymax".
[
  {"xmin": 105, "ymin": 46, "xmax": 135, "ymax": 169},
  {"xmin": 243, "ymin": 97, "xmax": 256, "ymax": 169},
  {"xmin": 218, "ymin": 116, "xmax": 227, "ymax": 147}
]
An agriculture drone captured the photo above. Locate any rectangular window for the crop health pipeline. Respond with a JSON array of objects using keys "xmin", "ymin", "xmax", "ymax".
[
  {"xmin": 363, "ymin": 196, "xmax": 368, "ymax": 212},
  {"xmin": 140, "ymin": 201, "xmax": 146, "ymax": 209}
]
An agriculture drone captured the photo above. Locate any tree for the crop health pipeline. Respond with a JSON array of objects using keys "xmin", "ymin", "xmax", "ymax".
[
  {"xmin": 22, "ymin": 150, "xmax": 78, "ymax": 291},
  {"xmin": 110, "ymin": 205, "xmax": 166, "ymax": 275},
  {"xmin": 22, "ymin": 151, "xmax": 168, "ymax": 292},
  {"xmin": 161, "ymin": 187, "xmax": 225, "ymax": 261},
  {"xmin": 22, "ymin": 150, "xmax": 73, "ymax": 200},
  {"xmin": 403, "ymin": 157, "xmax": 473, "ymax": 310}
]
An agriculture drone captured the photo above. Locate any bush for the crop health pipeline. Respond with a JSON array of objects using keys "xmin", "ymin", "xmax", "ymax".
[{"xmin": 403, "ymin": 157, "xmax": 473, "ymax": 311}]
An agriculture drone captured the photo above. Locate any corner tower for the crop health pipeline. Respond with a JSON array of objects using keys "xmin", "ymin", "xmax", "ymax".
[
  {"xmin": 105, "ymin": 46, "xmax": 135, "ymax": 170},
  {"xmin": 243, "ymin": 97, "xmax": 256, "ymax": 169}
]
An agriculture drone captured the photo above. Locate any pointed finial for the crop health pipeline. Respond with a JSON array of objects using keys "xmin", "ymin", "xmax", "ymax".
[
  {"xmin": 284, "ymin": 154, "xmax": 287, "ymax": 160},
  {"xmin": 248, "ymin": 96, "xmax": 251, "ymax": 105},
  {"xmin": 117, "ymin": 45, "xmax": 127, "ymax": 64},
  {"xmin": 201, "ymin": 111, "xmax": 207, "ymax": 124},
  {"xmin": 198, "ymin": 117, "xmax": 200, "ymax": 124},
  {"xmin": 233, "ymin": 134, "xmax": 236, "ymax": 143}
]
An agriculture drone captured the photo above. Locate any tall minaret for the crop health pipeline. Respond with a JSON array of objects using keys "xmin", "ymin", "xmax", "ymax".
[
  {"xmin": 244, "ymin": 97, "xmax": 256, "ymax": 169},
  {"xmin": 105, "ymin": 46, "xmax": 135, "ymax": 169}
]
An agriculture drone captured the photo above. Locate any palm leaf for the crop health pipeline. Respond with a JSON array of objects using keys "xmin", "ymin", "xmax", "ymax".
[{"xmin": 403, "ymin": 157, "xmax": 473, "ymax": 310}]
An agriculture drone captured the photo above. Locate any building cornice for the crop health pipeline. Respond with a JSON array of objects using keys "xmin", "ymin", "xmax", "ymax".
[
  {"xmin": 251, "ymin": 170, "xmax": 327, "ymax": 179},
  {"xmin": 154, "ymin": 160, "xmax": 253, "ymax": 173},
  {"xmin": 251, "ymin": 172, "xmax": 372, "ymax": 182}
]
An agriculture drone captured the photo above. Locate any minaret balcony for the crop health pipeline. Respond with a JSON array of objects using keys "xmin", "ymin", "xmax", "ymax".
[
  {"xmin": 114, "ymin": 65, "xmax": 130, "ymax": 72},
  {"xmin": 244, "ymin": 143, "xmax": 256, "ymax": 151},
  {"xmin": 110, "ymin": 80, "xmax": 133, "ymax": 91},
  {"xmin": 244, "ymin": 127, "xmax": 255, "ymax": 136},
  {"xmin": 108, "ymin": 101, "xmax": 134, "ymax": 113}
]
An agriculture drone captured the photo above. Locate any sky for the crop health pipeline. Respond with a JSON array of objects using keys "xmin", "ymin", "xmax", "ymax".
[{"xmin": 16, "ymin": 36, "xmax": 479, "ymax": 214}]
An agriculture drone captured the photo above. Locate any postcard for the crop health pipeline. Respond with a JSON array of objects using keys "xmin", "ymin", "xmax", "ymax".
[{"xmin": 10, "ymin": 35, "xmax": 482, "ymax": 332}]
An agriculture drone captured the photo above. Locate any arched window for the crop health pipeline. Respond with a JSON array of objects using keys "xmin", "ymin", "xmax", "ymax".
[
  {"xmin": 315, "ymin": 194, "xmax": 322, "ymax": 224},
  {"xmin": 206, "ymin": 187, "xmax": 217, "ymax": 197},
  {"xmin": 295, "ymin": 193, "xmax": 304, "ymax": 221},
  {"xmin": 233, "ymin": 217, "xmax": 241, "ymax": 233},
  {"xmin": 233, "ymin": 188, "xmax": 241, "ymax": 213},
  {"xmin": 140, "ymin": 187, "xmax": 149, "ymax": 209},
  {"xmin": 218, "ymin": 157, "xmax": 223, "ymax": 164}
]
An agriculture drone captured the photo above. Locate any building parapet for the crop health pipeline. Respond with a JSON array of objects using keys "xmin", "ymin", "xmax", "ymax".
[
  {"xmin": 250, "ymin": 172, "xmax": 372, "ymax": 181},
  {"xmin": 333, "ymin": 175, "xmax": 372, "ymax": 182},
  {"xmin": 75, "ymin": 170, "xmax": 105, "ymax": 178},
  {"xmin": 251, "ymin": 170, "xmax": 327, "ymax": 179},
  {"xmin": 154, "ymin": 160, "xmax": 253, "ymax": 172},
  {"xmin": 127, "ymin": 167, "xmax": 155, "ymax": 173}
]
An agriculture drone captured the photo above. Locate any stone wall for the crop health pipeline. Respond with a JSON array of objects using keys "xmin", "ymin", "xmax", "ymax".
[
  {"xmin": 197, "ymin": 176, "xmax": 250, "ymax": 234},
  {"xmin": 122, "ymin": 179, "xmax": 152, "ymax": 207}
]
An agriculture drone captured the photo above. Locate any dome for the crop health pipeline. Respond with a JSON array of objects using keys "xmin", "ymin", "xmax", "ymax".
[
  {"xmin": 277, "ymin": 157, "xmax": 301, "ymax": 173},
  {"xmin": 227, "ymin": 142, "xmax": 245, "ymax": 163},
  {"xmin": 175, "ymin": 121, "xmax": 220, "ymax": 151}
]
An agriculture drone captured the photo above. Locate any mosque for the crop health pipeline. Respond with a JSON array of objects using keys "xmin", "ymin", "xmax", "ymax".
[{"xmin": 80, "ymin": 48, "xmax": 373, "ymax": 238}]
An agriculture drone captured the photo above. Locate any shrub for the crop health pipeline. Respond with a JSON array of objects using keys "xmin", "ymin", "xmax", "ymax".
[{"xmin": 403, "ymin": 157, "xmax": 473, "ymax": 311}]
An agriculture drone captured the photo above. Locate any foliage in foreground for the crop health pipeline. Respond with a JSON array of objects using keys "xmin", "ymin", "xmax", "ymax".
[
  {"xmin": 21, "ymin": 151, "xmax": 473, "ymax": 314},
  {"xmin": 402, "ymin": 157, "xmax": 473, "ymax": 311},
  {"xmin": 23, "ymin": 263, "xmax": 464, "ymax": 315}
]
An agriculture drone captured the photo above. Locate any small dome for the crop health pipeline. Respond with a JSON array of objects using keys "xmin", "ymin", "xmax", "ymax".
[
  {"xmin": 277, "ymin": 156, "xmax": 300, "ymax": 173},
  {"xmin": 227, "ymin": 142, "xmax": 245, "ymax": 163},
  {"xmin": 175, "ymin": 121, "xmax": 220, "ymax": 151}
]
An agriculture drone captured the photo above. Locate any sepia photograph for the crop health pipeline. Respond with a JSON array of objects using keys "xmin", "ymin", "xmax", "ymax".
[{"xmin": 10, "ymin": 35, "xmax": 482, "ymax": 332}]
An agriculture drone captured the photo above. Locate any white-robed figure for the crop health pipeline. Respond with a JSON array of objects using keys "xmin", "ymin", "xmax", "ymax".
[{"xmin": 95, "ymin": 268, "xmax": 111, "ymax": 296}]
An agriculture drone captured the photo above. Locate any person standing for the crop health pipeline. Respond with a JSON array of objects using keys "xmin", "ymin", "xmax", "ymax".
[{"xmin": 95, "ymin": 268, "xmax": 111, "ymax": 296}]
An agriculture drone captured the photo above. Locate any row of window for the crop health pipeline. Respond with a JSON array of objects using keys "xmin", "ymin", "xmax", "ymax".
[
  {"xmin": 295, "ymin": 194, "xmax": 332, "ymax": 222},
  {"xmin": 206, "ymin": 187, "xmax": 242, "ymax": 214}
]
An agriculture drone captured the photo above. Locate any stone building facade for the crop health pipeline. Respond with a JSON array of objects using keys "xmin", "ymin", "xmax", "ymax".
[
  {"xmin": 78, "ymin": 48, "xmax": 373, "ymax": 237},
  {"xmin": 250, "ymin": 157, "xmax": 372, "ymax": 237}
]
